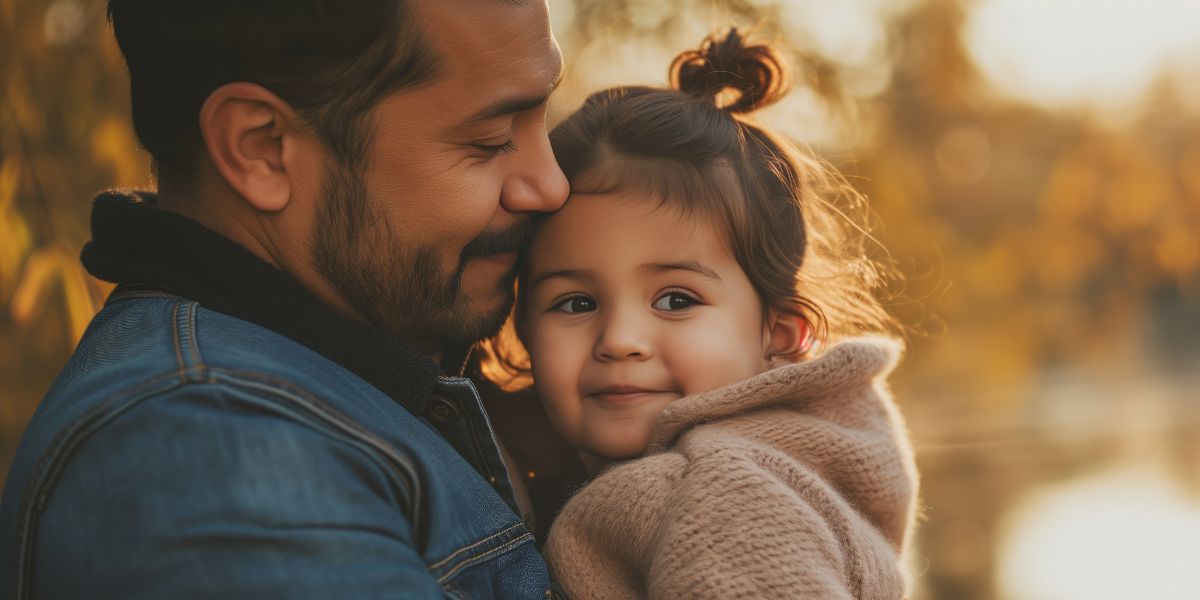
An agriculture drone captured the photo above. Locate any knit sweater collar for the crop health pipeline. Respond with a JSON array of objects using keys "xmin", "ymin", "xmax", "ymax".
[
  {"xmin": 647, "ymin": 336, "xmax": 903, "ymax": 452},
  {"xmin": 80, "ymin": 189, "xmax": 442, "ymax": 414}
]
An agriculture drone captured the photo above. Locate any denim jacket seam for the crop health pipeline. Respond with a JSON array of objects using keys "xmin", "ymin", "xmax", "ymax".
[
  {"xmin": 438, "ymin": 377, "xmax": 521, "ymax": 510},
  {"xmin": 182, "ymin": 301, "xmax": 203, "ymax": 366},
  {"xmin": 210, "ymin": 370, "xmax": 536, "ymax": 593},
  {"xmin": 435, "ymin": 530, "xmax": 536, "ymax": 585},
  {"xmin": 426, "ymin": 520, "xmax": 535, "ymax": 584},
  {"xmin": 436, "ymin": 378, "xmax": 500, "ymax": 486},
  {"xmin": 103, "ymin": 289, "xmax": 182, "ymax": 307},
  {"xmin": 16, "ymin": 298, "xmax": 207, "ymax": 596},
  {"xmin": 427, "ymin": 521, "xmax": 527, "ymax": 571},
  {"xmin": 171, "ymin": 303, "xmax": 186, "ymax": 381},
  {"xmin": 142, "ymin": 299, "xmax": 422, "ymax": 523},
  {"xmin": 206, "ymin": 368, "xmax": 423, "ymax": 524},
  {"xmin": 456, "ymin": 394, "xmax": 498, "ymax": 486},
  {"xmin": 163, "ymin": 300, "xmax": 205, "ymax": 384},
  {"xmin": 181, "ymin": 298, "xmax": 422, "ymax": 522},
  {"xmin": 13, "ymin": 369, "xmax": 188, "ymax": 599},
  {"xmin": 17, "ymin": 296, "xmax": 538, "ymax": 595},
  {"xmin": 442, "ymin": 580, "xmax": 467, "ymax": 600},
  {"xmin": 457, "ymin": 379, "xmax": 515, "ymax": 491},
  {"xmin": 466, "ymin": 424, "xmax": 496, "ymax": 483},
  {"xmin": 13, "ymin": 369, "xmax": 427, "ymax": 599}
]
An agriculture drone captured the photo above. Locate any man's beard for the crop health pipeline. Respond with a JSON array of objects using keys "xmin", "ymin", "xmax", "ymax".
[{"xmin": 312, "ymin": 163, "xmax": 526, "ymax": 350}]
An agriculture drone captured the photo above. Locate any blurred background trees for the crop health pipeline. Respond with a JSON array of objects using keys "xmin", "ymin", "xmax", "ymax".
[
  {"xmin": 2, "ymin": 0, "xmax": 132, "ymax": 487},
  {"xmin": 3, "ymin": 0, "xmax": 1198, "ymax": 598}
]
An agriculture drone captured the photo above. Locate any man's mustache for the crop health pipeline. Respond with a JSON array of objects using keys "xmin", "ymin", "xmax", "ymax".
[{"xmin": 460, "ymin": 219, "xmax": 538, "ymax": 259}]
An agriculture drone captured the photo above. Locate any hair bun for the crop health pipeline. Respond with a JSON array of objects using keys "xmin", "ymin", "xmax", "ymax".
[{"xmin": 670, "ymin": 28, "xmax": 788, "ymax": 114}]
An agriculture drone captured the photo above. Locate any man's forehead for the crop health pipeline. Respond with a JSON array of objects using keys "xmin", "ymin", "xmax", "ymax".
[
  {"xmin": 410, "ymin": 0, "xmax": 559, "ymax": 100},
  {"xmin": 409, "ymin": 0, "xmax": 561, "ymax": 118},
  {"xmin": 415, "ymin": 0, "xmax": 557, "ymax": 74}
]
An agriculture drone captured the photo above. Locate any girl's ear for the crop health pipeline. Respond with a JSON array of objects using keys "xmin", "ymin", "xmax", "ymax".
[{"xmin": 763, "ymin": 311, "xmax": 813, "ymax": 365}]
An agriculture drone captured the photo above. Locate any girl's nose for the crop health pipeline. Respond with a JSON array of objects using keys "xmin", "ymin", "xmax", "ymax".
[{"xmin": 594, "ymin": 312, "xmax": 653, "ymax": 362}]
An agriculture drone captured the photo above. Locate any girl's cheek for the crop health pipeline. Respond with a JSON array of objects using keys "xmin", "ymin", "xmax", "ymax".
[
  {"xmin": 531, "ymin": 324, "xmax": 585, "ymax": 386},
  {"xmin": 662, "ymin": 315, "xmax": 763, "ymax": 394}
]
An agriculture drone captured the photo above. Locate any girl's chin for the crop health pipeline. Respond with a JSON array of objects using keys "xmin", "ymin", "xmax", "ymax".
[{"xmin": 576, "ymin": 435, "xmax": 651, "ymax": 473}]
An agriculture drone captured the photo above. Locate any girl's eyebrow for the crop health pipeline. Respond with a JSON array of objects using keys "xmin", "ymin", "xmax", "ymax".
[
  {"xmin": 527, "ymin": 261, "xmax": 720, "ymax": 290},
  {"xmin": 641, "ymin": 261, "xmax": 722, "ymax": 281},
  {"xmin": 528, "ymin": 268, "xmax": 595, "ymax": 290}
]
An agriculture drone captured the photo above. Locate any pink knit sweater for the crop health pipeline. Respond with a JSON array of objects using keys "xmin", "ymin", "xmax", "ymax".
[{"xmin": 545, "ymin": 337, "xmax": 918, "ymax": 599}]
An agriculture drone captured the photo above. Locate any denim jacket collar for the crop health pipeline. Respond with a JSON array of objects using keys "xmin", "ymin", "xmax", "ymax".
[{"xmin": 80, "ymin": 189, "xmax": 441, "ymax": 415}]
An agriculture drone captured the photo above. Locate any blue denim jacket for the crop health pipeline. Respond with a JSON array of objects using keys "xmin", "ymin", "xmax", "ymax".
[
  {"xmin": 0, "ymin": 292, "xmax": 552, "ymax": 598},
  {"xmin": 0, "ymin": 192, "xmax": 556, "ymax": 598}
]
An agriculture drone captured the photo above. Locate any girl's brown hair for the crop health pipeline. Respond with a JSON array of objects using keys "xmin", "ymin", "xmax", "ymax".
[{"xmin": 482, "ymin": 28, "xmax": 897, "ymax": 390}]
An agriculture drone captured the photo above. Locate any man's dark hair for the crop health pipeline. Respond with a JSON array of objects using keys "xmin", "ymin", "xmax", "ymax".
[{"xmin": 107, "ymin": 1, "xmax": 440, "ymax": 185}]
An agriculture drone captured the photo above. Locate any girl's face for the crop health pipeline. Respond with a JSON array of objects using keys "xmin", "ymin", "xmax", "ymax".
[{"xmin": 523, "ymin": 191, "xmax": 775, "ymax": 465}]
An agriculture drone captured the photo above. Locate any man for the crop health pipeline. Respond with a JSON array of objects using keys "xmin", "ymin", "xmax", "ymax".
[{"xmin": 0, "ymin": 0, "xmax": 568, "ymax": 597}]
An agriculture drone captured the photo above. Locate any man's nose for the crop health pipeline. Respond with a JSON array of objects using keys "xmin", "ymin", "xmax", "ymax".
[
  {"xmin": 500, "ymin": 130, "xmax": 569, "ymax": 213},
  {"xmin": 594, "ymin": 310, "xmax": 653, "ymax": 362}
]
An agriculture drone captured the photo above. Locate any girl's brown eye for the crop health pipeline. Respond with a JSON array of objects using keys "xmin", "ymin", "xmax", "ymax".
[
  {"xmin": 653, "ymin": 292, "xmax": 698, "ymax": 311},
  {"xmin": 552, "ymin": 295, "xmax": 597, "ymax": 314}
]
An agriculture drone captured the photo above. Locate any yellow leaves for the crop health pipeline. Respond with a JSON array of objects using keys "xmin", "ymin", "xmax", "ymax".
[
  {"xmin": 9, "ymin": 249, "xmax": 57, "ymax": 325},
  {"xmin": 1036, "ymin": 229, "xmax": 1105, "ymax": 292},
  {"xmin": 968, "ymin": 237, "xmax": 1021, "ymax": 298},
  {"xmin": 1027, "ymin": 132, "xmax": 1197, "ymax": 299},
  {"xmin": 0, "ymin": 0, "xmax": 15, "ymax": 31},
  {"xmin": 4, "ymin": 67, "xmax": 45, "ymax": 141},
  {"xmin": 1, "ymin": 3, "xmax": 128, "ymax": 358},
  {"xmin": 0, "ymin": 218, "xmax": 31, "ymax": 295},
  {"xmin": 1177, "ymin": 143, "xmax": 1200, "ymax": 202},
  {"xmin": 1154, "ymin": 222, "xmax": 1200, "ymax": 280},
  {"xmin": 0, "ymin": 157, "xmax": 17, "ymax": 210},
  {"xmin": 1039, "ymin": 154, "xmax": 1099, "ymax": 224},
  {"xmin": 1099, "ymin": 154, "xmax": 1169, "ymax": 237},
  {"xmin": 1040, "ymin": 137, "xmax": 1173, "ymax": 239},
  {"xmin": 10, "ymin": 246, "xmax": 97, "ymax": 344},
  {"xmin": 0, "ymin": 159, "xmax": 33, "ymax": 298}
]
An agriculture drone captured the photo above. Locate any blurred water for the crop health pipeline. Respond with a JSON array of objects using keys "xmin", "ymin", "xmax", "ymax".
[
  {"xmin": 910, "ymin": 360, "xmax": 1200, "ymax": 599},
  {"xmin": 997, "ymin": 463, "xmax": 1200, "ymax": 599}
]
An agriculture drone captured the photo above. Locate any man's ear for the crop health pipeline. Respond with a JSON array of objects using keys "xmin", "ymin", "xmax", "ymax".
[
  {"xmin": 763, "ymin": 311, "xmax": 813, "ymax": 365},
  {"xmin": 199, "ymin": 82, "xmax": 298, "ymax": 213}
]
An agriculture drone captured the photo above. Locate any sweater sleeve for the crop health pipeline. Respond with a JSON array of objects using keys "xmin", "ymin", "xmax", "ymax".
[
  {"xmin": 545, "ymin": 452, "xmax": 689, "ymax": 599},
  {"xmin": 647, "ymin": 426, "xmax": 909, "ymax": 599}
]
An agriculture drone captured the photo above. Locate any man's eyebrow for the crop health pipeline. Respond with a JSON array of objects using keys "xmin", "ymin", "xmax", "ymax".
[
  {"xmin": 528, "ymin": 267, "xmax": 591, "ymax": 290},
  {"xmin": 463, "ymin": 69, "xmax": 563, "ymax": 126},
  {"xmin": 641, "ymin": 261, "xmax": 723, "ymax": 281}
]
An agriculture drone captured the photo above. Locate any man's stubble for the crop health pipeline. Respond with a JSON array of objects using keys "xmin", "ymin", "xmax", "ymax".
[{"xmin": 311, "ymin": 162, "xmax": 516, "ymax": 350}]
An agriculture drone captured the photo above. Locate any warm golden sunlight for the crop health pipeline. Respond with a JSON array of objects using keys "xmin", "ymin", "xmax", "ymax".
[
  {"xmin": 999, "ymin": 465, "xmax": 1200, "ymax": 599},
  {"xmin": 966, "ymin": 0, "xmax": 1200, "ymax": 118},
  {"xmin": 2, "ymin": 1, "xmax": 1198, "ymax": 598}
]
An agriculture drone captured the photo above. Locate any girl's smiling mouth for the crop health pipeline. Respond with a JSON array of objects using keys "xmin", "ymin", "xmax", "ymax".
[{"xmin": 585, "ymin": 385, "xmax": 678, "ymax": 406}]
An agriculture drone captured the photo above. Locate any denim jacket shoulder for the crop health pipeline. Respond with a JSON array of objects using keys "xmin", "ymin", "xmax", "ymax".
[{"xmin": 0, "ymin": 294, "xmax": 553, "ymax": 599}]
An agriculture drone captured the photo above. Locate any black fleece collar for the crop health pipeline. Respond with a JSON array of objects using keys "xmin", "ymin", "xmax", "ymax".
[{"xmin": 81, "ymin": 189, "xmax": 441, "ymax": 414}]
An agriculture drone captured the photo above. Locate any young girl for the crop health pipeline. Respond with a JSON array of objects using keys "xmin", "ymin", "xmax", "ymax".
[{"xmin": 487, "ymin": 28, "xmax": 918, "ymax": 599}]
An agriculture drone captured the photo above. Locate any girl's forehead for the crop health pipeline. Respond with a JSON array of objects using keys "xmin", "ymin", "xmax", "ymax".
[
  {"xmin": 538, "ymin": 191, "xmax": 712, "ymax": 245},
  {"xmin": 528, "ymin": 191, "xmax": 734, "ymax": 274}
]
